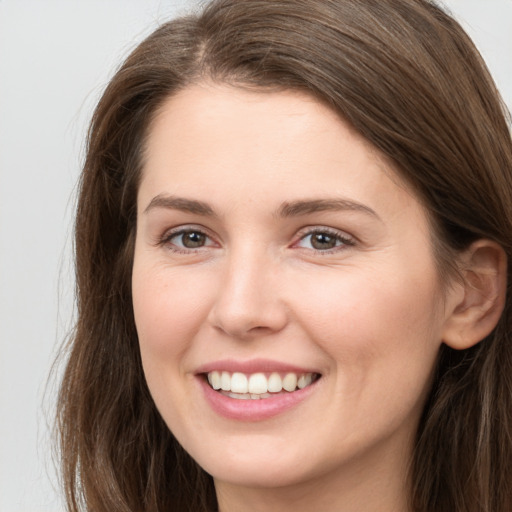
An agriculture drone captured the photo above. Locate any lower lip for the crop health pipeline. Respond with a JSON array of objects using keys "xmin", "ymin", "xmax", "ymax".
[{"xmin": 198, "ymin": 376, "xmax": 319, "ymax": 421}]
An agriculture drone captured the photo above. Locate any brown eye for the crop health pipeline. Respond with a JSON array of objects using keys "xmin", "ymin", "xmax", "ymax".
[
  {"xmin": 178, "ymin": 231, "xmax": 207, "ymax": 248},
  {"xmin": 164, "ymin": 229, "xmax": 213, "ymax": 251},
  {"xmin": 296, "ymin": 229, "xmax": 355, "ymax": 252},
  {"xmin": 310, "ymin": 232, "xmax": 338, "ymax": 250}
]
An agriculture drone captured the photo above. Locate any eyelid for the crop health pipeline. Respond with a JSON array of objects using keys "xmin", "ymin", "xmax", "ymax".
[
  {"xmin": 155, "ymin": 224, "xmax": 355, "ymax": 254},
  {"xmin": 292, "ymin": 226, "xmax": 356, "ymax": 252},
  {"xmin": 157, "ymin": 224, "xmax": 219, "ymax": 251}
]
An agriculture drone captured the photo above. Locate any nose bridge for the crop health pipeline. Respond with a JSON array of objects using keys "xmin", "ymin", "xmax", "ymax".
[{"xmin": 208, "ymin": 241, "xmax": 287, "ymax": 338}]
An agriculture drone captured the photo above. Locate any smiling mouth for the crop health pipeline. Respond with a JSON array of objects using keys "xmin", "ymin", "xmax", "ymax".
[{"xmin": 206, "ymin": 371, "xmax": 320, "ymax": 400}]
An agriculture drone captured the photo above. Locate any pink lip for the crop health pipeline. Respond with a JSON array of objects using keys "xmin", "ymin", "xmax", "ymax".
[
  {"xmin": 195, "ymin": 359, "xmax": 321, "ymax": 421},
  {"xmin": 199, "ymin": 380, "xmax": 317, "ymax": 421},
  {"xmin": 195, "ymin": 358, "xmax": 319, "ymax": 375}
]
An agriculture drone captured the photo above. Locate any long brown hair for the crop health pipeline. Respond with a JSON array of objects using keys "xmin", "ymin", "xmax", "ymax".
[{"xmin": 56, "ymin": 0, "xmax": 512, "ymax": 510}]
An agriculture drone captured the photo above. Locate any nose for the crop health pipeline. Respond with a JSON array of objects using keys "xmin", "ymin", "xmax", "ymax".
[{"xmin": 207, "ymin": 248, "xmax": 289, "ymax": 339}]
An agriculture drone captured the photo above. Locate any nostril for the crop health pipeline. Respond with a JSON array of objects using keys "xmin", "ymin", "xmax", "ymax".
[
  {"xmin": 207, "ymin": 269, "xmax": 289, "ymax": 338},
  {"xmin": 211, "ymin": 317, "xmax": 285, "ymax": 339}
]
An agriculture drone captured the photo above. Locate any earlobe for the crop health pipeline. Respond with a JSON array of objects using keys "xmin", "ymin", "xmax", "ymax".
[{"xmin": 442, "ymin": 240, "xmax": 507, "ymax": 350}]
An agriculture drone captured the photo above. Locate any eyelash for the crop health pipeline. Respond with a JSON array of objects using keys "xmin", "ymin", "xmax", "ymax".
[
  {"xmin": 158, "ymin": 226, "xmax": 355, "ymax": 254},
  {"xmin": 294, "ymin": 227, "xmax": 356, "ymax": 254},
  {"xmin": 158, "ymin": 226, "xmax": 215, "ymax": 254}
]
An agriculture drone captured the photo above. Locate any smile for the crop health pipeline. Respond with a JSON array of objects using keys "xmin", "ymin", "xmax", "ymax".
[
  {"xmin": 197, "ymin": 360, "xmax": 322, "ymax": 420},
  {"xmin": 206, "ymin": 371, "xmax": 318, "ymax": 399}
]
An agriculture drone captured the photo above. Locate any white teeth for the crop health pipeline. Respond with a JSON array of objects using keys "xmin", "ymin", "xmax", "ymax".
[
  {"xmin": 221, "ymin": 371, "xmax": 231, "ymax": 391},
  {"xmin": 268, "ymin": 372, "xmax": 283, "ymax": 393},
  {"xmin": 206, "ymin": 370, "xmax": 316, "ymax": 396},
  {"xmin": 282, "ymin": 373, "xmax": 297, "ymax": 392},
  {"xmin": 209, "ymin": 371, "xmax": 221, "ymax": 390},
  {"xmin": 248, "ymin": 373, "xmax": 267, "ymax": 394},
  {"xmin": 231, "ymin": 372, "xmax": 248, "ymax": 393},
  {"xmin": 297, "ymin": 373, "xmax": 312, "ymax": 389},
  {"xmin": 227, "ymin": 392, "xmax": 250, "ymax": 400},
  {"xmin": 226, "ymin": 392, "xmax": 273, "ymax": 400}
]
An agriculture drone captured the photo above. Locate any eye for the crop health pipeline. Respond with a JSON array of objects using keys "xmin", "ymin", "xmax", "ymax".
[
  {"xmin": 295, "ymin": 228, "xmax": 355, "ymax": 252},
  {"xmin": 161, "ymin": 228, "xmax": 216, "ymax": 251}
]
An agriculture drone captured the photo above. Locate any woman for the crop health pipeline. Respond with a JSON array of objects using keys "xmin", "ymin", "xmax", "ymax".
[{"xmin": 56, "ymin": 0, "xmax": 512, "ymax": 510}]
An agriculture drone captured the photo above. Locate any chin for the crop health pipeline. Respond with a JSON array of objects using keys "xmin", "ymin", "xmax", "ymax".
[
  {"xmin": 206, "ymin": 460, "xmax": 312, "ymax": 489},
  {"xmin": 182, "ymin": 432, "xmax": 316, "ymax": 488}
]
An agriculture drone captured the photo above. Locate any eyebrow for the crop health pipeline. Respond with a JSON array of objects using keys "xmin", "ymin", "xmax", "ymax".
[
  {"xmin": 144, "ymin": 194, "xmax": 380, "ymax": 220},
  {"xmin": 144, "ymin": 195, "xmax": 216, "ymax": 216},
  {"xmin": 277, "ymin": 198, "xmax": 380, "ymax": 220}
]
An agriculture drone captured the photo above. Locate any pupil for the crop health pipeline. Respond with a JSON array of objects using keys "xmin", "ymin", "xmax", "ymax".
[
  {"xmin": 183, "ymin": 232, "xmax": 205, "ymax": 248},
  {"xmin": 312, "ymin": 233, "xmax": 336, "ymax": 250}
]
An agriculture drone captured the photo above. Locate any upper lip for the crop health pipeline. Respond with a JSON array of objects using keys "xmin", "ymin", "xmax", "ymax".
[{"xmin": 195, "ymin": 358, "xmax": 321, "ymax": 375}]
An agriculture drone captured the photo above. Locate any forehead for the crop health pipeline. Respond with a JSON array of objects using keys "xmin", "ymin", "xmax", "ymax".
[
  {"xmin": 141, "ymin": 83, "xmax": 411, "ymax": 204},
  {"xmin": 138, "ymin": 85, "xmax": 437, "ymax": 253},
  {"xmin": 138, "ymin": 83, "xmax": 438, "ymax": 272}
]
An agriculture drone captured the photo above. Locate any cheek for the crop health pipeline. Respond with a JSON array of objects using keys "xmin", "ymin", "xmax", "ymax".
[
  {"xmin": 298, "ymin": 267, "xmax": 439, "ymax": 337},
  {"xmin": 132, "ymin": 262, "xmax": 215, "ymax": 362},
  {"xmin": 290, "ymin": 263, "xmax": 443, "ymax": 393},
  {"xmin": 131, "ymin": 262, "xmax": 216, "ymax": 435},
  {"xmin": 298, "ymin": 271, "xmax": 442, "ymax": 444}
]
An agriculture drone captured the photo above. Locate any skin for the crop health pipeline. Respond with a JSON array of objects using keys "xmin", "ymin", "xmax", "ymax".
[{"xmin": 132, "ymin": 84, "xmax": 465, "ymax": 512}]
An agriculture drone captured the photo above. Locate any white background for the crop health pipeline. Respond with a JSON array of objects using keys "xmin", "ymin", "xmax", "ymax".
[{"xmin": 0, "ymin": 1, "xmax": 511, "ymax": 511}]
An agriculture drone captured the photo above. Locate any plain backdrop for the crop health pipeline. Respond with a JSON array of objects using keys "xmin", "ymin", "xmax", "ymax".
[{"xmin": 0, "ymin": 1, "xmax": 511, "ymax": 511}]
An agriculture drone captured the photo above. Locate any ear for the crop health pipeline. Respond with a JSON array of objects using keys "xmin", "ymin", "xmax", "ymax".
[{"xmin": 442, "ymin": 239, "xmax": 507, "ymax": 350}]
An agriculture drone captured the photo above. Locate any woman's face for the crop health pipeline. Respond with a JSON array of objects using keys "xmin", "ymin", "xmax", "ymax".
[{"xmin": 132, "ymin": 84, "xmax": 454, "ymax": 492}]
